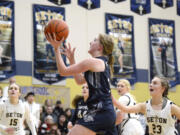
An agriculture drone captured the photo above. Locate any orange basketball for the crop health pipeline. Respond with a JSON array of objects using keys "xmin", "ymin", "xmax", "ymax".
[{"xmin": 44, "ymin": 19, "xmax": 69, "ymax": 42}]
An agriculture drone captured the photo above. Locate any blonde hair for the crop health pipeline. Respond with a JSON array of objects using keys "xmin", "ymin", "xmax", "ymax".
[
  {"xmin": 118, "ymin": 79, "xmax": 131, "ymax": 91},
  {"xmin": 99, "ymin": 34, "xmax": 114, "ymax": 75}
]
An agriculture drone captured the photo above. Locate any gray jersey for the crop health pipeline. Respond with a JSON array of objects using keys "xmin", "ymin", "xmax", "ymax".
[
  {"xmin": 0, "ymin": 100, "xmax": 37, "ymax": 135},
  {"xmin": 145, "ymin": 99, "xmax": 178, "ymax": 135}
]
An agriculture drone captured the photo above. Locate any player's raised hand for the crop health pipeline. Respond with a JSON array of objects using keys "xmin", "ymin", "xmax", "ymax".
[
  {"xmin": 46, "ymin": 33, "xmax": 64, "ymax": 50},
  {"xmin": 61, "ymin": 42, "xmax": 76, "ymax": 64}
]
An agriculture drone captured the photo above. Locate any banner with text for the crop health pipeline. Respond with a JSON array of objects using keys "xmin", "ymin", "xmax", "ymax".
[
  {"xmin": 105, "ymin": 13, "xmax": 136, "ymax": 87},
  {"xmin": 149, "ymin": 18, "xmax": 179, "ymax": 87},
  {"xmin": 0, "ymin": 1, "xmax": 15, "ymax": 81},
  {"xmin": 21, "ymin": 86, "xmax": 70, "ymax": 108},
  {"xmin": 33, "ymin": 4, "xmax": 66, "ymax": 85}
]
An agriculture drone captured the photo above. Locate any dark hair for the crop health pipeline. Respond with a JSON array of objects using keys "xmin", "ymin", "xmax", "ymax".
[
  {"xmin": 26, "ymin": 92, "xmax": 35, "ymax": 97},
  {"xmin": 56, "ymin": 100, "xmax": 62, "ymax": 105},
  {"xmin": 99, "ymin": 34, "xmax": 114, "ymax": 75},
  {"xmin": 72, "ymin": 95, "xmax": 83, "ymax": 108},
  {"xmin": 155, "ymin": 76, "xmax": 169, "ymax": 98}
]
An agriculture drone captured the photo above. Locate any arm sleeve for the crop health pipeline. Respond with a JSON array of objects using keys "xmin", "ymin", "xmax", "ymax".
[{"xmin": 24, "ymin": 104, "xmax": 37, "ymax": 135}]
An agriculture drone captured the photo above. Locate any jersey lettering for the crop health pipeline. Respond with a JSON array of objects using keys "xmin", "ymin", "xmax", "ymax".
[
  {"xmin": 6, "ymin": 112, "xmax": 23, "ymax": 118},
  {"xmin": 10, "ymin": 118, "xmax": 18, "ymax": 126},
  {"xmin": 147, "ymin": 116, "xmax": 167, "ymax": 124},
  {"xmin": 152, "ymin": 124, "xmax": 162, "ymax": 134}
]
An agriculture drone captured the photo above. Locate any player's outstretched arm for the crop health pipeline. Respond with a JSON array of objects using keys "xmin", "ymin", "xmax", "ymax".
[
  {"xmin": 61, "ymin": 42, "xmax": 86, "ymax": 84},
  {"xmin": 45, "ymin": 33, "xmax": 105, "ymax": 84},
  {"xmin": 112, "ymin": 95, "xmax": 145, "ymax": 114}
]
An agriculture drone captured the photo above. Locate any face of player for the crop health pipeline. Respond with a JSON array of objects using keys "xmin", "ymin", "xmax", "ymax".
[
  {"xmin": 8, "ymin": 83, "xmax": 21, "ymax": 99},
  {"xmin": 149, "ymin": 77, "xmax": 164, "ymax": 97},
  {"xmin": 117, "ymin": 81, "xmax": 128, "ymax": 96},
  {"xmin": 82, "ymin": 83, "xmax": 89, "ymax": 98},
  {"xmin": 88, "ymin": 36, "xmax": 102, "ymax": 56}
]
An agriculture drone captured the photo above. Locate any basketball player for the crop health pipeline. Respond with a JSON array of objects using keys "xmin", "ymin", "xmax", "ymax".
[
  {"xmin": 0, "ymin": 83, "xmax": 37, "ymax": 135},
  {"xmin": 46, "ymin": 33, "xmax": 117, "ymax": 135},
  {"xmin": 67, "ymin": 83, "xmax": 89, "ymax": 130},
  {"xmin": 116, "ymin": 79, "xmax": 144, "ymax": 135},
  {"xmin": 112, "ymin": 76, "xmax": 180, "ymax": 135}
]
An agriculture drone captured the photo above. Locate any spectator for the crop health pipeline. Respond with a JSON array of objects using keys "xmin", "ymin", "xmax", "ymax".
[
  {"xmin": 38, "ymin": 115, "xmax": 54, "ymax": 135},
  {"xmin": 41, "ymin": 106, "xmax": 58, "ymax": 123},
  {"xmin": 64, "ymin": 108, "xmax": 72, "ymax": 122},
  {"xmin": 49, "ymin": 123, "xmax": 61, "ymax": 135},
  {"xmin": 24, "ymin": 92, "xmax": 41, "ymax": 129},
  {"xmin": 57, "ymin": 114, "xmax": 68, "ymax": 135},
  {"xmin": 53, "ymin": 100, "xmax": 64, "ymax": 118}
]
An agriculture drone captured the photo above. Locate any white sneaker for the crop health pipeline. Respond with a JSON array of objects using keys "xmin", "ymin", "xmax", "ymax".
[{"xmin": 119, "ymin": 68, "xmax": 123, "ymax": 73}]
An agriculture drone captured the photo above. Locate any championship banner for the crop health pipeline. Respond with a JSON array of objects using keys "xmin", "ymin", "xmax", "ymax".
[
  {"xmin": 0, "ymin": 1, "xmax": 15, "ymax": 81},
  {"xmin": 131, "ymin": 0, "xmax": 151, "ymax": 15},
  {"xmin": 154, "ymin": 0, "xmax": 173, "ymax": 8},
  {"xmin": 33, "ymin": 4, "xmax": 66, "ymax": 85},
  {"xmin": 78, "ymin": 0, "xmax": 100, "ymax": 10},
  {"xmin": 48, "ymin": 0, "xmax": 71, "ymax": 6},
  {"xmin": 21, "ymin": 86, "xmax": 70, "ymax": 108},
  {"xmin": 149, "ymin": 18, "xmax": 179, "ymax": 87},
  {"xmin": 177, "ymin": 0, "xmax": 180, "ymax": 16},
  {"xmin": 105, "ymin": 13, "xmax": 136, "ymax": 87},
  {"xmin": 109, "ymin": 0, "xmax": 126, "ymax": 3}
]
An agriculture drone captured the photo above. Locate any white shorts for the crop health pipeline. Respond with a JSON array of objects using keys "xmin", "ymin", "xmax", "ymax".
[{"xmin": 121, "ymin": 119, "xmax": 144, "ymax": 135}]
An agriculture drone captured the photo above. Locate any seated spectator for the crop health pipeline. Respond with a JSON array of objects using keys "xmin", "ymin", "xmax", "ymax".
[
  {"xmin": 43, "ymin": 99, "xmax": 54, "ymax": 111},
  {"xmin": 49, "ymin": 123, "xmax": 61, "ymax": 135},
  {"xmin": 57, "ymin": 114, "xmax": 68, "ymax": 135},
  {"xmin": 41, "ymin": 106, "xmax": 58, "ymax": 123},
  {"xmin": 53, "ymin": 100, "xmax": 64, "ymax": 118},
  {"xmin": 38, "ymin": 115, "xmax": 54, "ymax": 135},
  {"xmin": 64, "ymin": 108, "xmax": 72, "ymax": 122}
]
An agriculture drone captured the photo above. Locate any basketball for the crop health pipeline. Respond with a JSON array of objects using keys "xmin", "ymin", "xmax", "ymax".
[{"xmin": 44, "ymin": 19, "xmax": 69, "ymax": 41}]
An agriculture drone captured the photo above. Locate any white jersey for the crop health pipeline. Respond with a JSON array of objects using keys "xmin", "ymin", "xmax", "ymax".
[
  {"xmin": 24, "ymin": 101, "xmax": 40, "ymax": 128},
  {"xmin": 118, "ymin": 93, "xmax": 138, "ymax": 119},
  {"xmin": 118, "ymin": 93, "xmax": 144, "ymax": 135},
  {"xmin": 145, "ymin": 99, "xmax": 178, "ymax": 135},
  {"xmin": 0, "ymin": 100, "xmax": 37, "ymax": 135}
]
